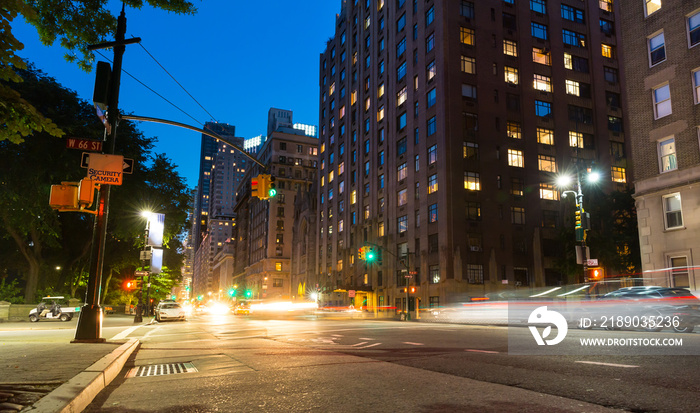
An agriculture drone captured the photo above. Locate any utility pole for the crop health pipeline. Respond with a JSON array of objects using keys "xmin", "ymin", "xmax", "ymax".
[{"xmin": 74, "ymin": 5, "xmax": 140, "ymax": 342}]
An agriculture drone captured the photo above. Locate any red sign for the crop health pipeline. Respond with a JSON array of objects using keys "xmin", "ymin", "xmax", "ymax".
[
  {"xmin": 348, "ymin": 290, "xmax": 356, "ymax": 298},
  {"xmin": 66, "ymin": 138, "xmax": 103, "ymax": 152}
]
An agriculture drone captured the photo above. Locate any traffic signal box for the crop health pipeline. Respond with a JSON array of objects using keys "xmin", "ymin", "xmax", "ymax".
[
  {"xmin": 49, "ymin": 178, "xmax": 97, "ymax": 213},
  {"xmin": 585, "ymin": 267, "xmax": 604, "ymax": 280},
  {"xmin": 252, "ymin": 174, "xmax": 278, "ymax": 200},
  {"xmin": 358, "ymin": 247, "xmax": 366, "ymax": 260}
]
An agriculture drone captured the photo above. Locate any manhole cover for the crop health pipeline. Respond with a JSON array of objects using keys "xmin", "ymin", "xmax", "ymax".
[{"xmin": 126, "ymin": 362, "xmax": 197, "ymax": 378}]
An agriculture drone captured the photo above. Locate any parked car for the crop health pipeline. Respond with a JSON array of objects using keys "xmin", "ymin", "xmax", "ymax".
[
  {"xmin": 28, "ymin": 297, "xmax": 80, "ymax": 322},
  {"xmin": 233, "ymin": 303, "xmax": 250, "ymax": 315},
  {"xmin": 156, "ymin": 302, "xmax": 186, "ymax": 322}
]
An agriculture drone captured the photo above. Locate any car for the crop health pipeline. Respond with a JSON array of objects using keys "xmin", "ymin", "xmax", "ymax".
[
  {"xmin": 233, "ymin": 304, "xmax": 250, "ymax": 315},
  {"xmin": 28, "ymin": 297, "xmax": 80, "ymax": 322},
  {"xmin": 155, "ymin": 302, "xmax": 186, "ymax": 322},
  {"xmin": 589, "ymin": 287, "xmax": 700, "ymax": 333}
]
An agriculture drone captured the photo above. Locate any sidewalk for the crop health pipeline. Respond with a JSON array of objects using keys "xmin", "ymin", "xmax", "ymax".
[{"xmin": 0, "ymin": 318, "xmax": 145, "ymax": 412}]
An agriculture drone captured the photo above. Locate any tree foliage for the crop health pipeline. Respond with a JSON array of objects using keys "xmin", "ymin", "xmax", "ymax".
[
  {"xmin": 1, "ymin": 0, "xmax": 197, "ymax": 143},
  {"xmin": 0, "ymin": 65, "xmax": 190, "ymax": 303}
]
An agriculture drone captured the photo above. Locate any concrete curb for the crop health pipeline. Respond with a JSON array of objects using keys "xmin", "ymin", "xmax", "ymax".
[{"xmin": 25, "ymin": 338, "xmax": 139, "ymax": 413}]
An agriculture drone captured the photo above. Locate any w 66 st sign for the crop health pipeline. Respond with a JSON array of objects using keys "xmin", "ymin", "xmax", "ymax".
[{"xmin": 66, "ymin": 137, "xmax": 103, "ymax": 152}]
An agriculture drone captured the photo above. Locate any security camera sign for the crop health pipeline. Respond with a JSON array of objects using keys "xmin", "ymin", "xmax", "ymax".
[{"xmin": 86, "ymin": 153, "xmax": 124, "ymax": 185}]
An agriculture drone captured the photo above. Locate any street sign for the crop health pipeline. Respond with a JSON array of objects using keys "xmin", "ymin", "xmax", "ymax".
[
  {"xmin": 86, "ymin": 153, "xmax": 124, "ymax": 185},
  {"xmin": 135, "ymin": 271, "xmax": 148, "ymax": 277},
  {"xmin": 348, "ymin": 290, "xmax": 356, "ymax": 298},
  {"xmin": 66, "ymin": 137, "xmax": 103, "ymax": 152},
  {"xmin": 587, "ymin": 259, "xmax": 599, "ymax": 266},
  {"xmin": 123, "ymin": 158, "xmax": 134, "ymax": 174}
]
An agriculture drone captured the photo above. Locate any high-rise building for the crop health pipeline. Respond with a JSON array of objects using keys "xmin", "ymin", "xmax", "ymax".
[
  {"xmin": 191, "ymin": 122, "xmax": 249, "ymax": 297},
  {"xmin": 231, "ymin": 109, "xmax": 318, "ymax": 301},
  {"xmin": 192, "ymin": 122, "xmax": 235, "ymax": 252},
  {"xmin": 318, "ymin": 0, "xmax": 631, "ymax": 309},
  {"xmin": 619, "ymin": 0, "xmax": 700, "ymax": 291}
]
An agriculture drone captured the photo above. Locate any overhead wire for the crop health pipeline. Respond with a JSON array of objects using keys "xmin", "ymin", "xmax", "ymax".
[
  {"xmin": 135, "ymin": 41, "xmax": 219, "ymax": 122},
  {"xmin": 94, "ymin": 50, "xmax": 203, "ymax": 126}
]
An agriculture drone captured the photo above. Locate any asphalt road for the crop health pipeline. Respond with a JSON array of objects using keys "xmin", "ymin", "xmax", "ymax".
[{"xmin": 69, "ymin": 313, "xmax": 700, "ymax": 412}]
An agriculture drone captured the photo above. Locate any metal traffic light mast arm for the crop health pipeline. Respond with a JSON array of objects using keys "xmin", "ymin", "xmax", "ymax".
[{"xmin": 120, "ymin": 114, "xmax": 266, "ymax": 169}]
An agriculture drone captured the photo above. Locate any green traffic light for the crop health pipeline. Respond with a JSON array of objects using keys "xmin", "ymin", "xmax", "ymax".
[
  {"xmin": 268, "ymin": 188, "xmax": 277, "ymax": 197},
  {"xmin": 245, "ymin": 289, "xmax": 252, "ymax": 298},
  {"xmin": 228, "ymin": 289, "xmax": 236, "ymax": 296}
]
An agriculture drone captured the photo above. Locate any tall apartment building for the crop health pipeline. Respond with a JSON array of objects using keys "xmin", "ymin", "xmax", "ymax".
[
  {"xmin": 231, "ymin": 109, "xmax": 318, "ymax": 300},
  {"xmin": 318, "ymin": 0, "xmax": 630, "ymax": 309},
  {"xmin": 191, "ymin": 123, "xmax": 248, "ymax": 297},
  {"xmin": 191, "ymin": 122, "xmax": 235, "ymax": 252},
  {"xmin": 619, "ymin": 0, "xmax": 700, "ymax": 291}
]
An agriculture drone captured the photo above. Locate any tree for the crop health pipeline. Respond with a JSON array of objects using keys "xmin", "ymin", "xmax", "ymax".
[
  {"xmin": 1, "ymin": 0, "xmax": 197, "ymax": 143},
  {"xmin": 0, "ymin": 65, "xmax": 190, "ymax": 302}
]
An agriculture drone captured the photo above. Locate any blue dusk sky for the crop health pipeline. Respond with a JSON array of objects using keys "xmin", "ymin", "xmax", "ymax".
[{"xmin": 13, "ymin": 1, "xmax": 341, "ymax": 186}]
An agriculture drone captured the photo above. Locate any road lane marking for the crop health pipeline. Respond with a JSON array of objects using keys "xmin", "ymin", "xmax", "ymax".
[
  {"xmin": 331, "ymin": 334, "xmax": 344, "ymax": 337},
  {"xmin": 465, "ymin": 349, "xmax": 499, "ymax": 354},
  {"xmin": 575, "ymin": 361, "xmax": 640, "ymax": 368},
  {"xmin": 359, "ymin": 337, "xmax": 374, "ymax": 340},
  {"xmin": 358, "ymin": 343, "xmax": 382, "ymax": 349},
  {"xmin": 403, "ymin": 342, "xmax": 424, "ymax": 346},
  {"xmin": 352, "ymin": 342, "xmax": 368, "ymax": 347},
  {"xmin": 111, "ymin": 325, "xmax": 143, "ymax": 341},
  {"xmin": 142, "ymin": 326, "xmax": 162, "ymax": 340}
]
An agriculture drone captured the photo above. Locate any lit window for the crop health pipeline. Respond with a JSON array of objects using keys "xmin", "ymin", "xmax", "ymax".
[
  {"xmin": 532, "ymin": 47, "xmax": 551, "ymax": 65},
  {"xmin": 504, "ymin": 66, "xmax": 519, "ymax": 84},
  {"xmin": 649, "ymin": 32, "xmax": 666, "ymax": 66},
  {"xmin": 398, "ymin": 215, "xmax": 408, "ymax": 233},
  {"xmin": 693, "ymin": 69, "xmax": 700, "ymax": 104},
  {"xmin": 461, "ymin": 56, "xmax": 476, "ymax": 74},
  {"xmin": 663, "ymin": 193, "xmax": 683, "ymax": 229},
  {"xmin": 645, "ymin": 0, "xmax": 661, "ymax": 17},
  {"xmin": 428, "ymin": 174, "xmax": 438, "ymax": 193},
  {"xmin": 653, "ymin": 84, "xmax": 672, "ymax": 119},
  {"xmin": 378, "ymin": 83, "xmax": 384, "ymax": 98},
  {"xmin": 565, "ymin": 80, "xmax": 580, "ymax": 96},
  {"xmin": 428, "ymin": 144, "xmax": 437, "ymax": 164},
  {"xmin": 464, "ymin": 172, "xmax": 480, "ymax": 191},
  {"xmin": 461, "ymin": 27, "xmax": 475, "ymax": 45},
  {"xmin": 377, "ymin": 105, "xmax": 385, "ymax": 121},
  {"xmin": 601, "ymin": 44, "xmax": 614, "ymax": 59},
  {"xmin": 397, "ymin": 86, "xmax": 407, "ymax": 106},
  {"xmin": 540, "ymin": 183, "xmax": 559, "ymax": 200},
  {"xmin": 351, "ymin": 90, "xmax": 357, "ymax": 105},
  {"xmin": 508, "ymin": 149, "xmax": 524, "ymax": 167},
  {"xmin": 351, "ymin": 189, "xmax": 357, "ymax": 204},
  {"xmin": 611, "ymin": 166, "xmax": 626, "ymax": 183},
  {"xmin": 538, "ymin": 154, "xmax": 556, "ymax": 172},
  {"xmin": 507, "ymin": 121, "xmax": 521, "ymax": 139},
  {"xmin": 599, "ymin": 0, "xmax": 613, "ymax": 12},
  {"xmin": 378, "ymin": 221, "xmax": 385, "ymax": 236},
  {"xmin": 537, "ymin": 128, "xmax": 554, "ymax": 145},
  {"xmin": 398, "ymin": 163, "xmax": 407, "ymax": 181},
  {"xmin": 564, "ymin": 52, "xmax": 573, "ymax": 69},
  {"xmin": 365, "ymin": 97, "xmax": 371, "ymax": 111},
  {"xmin": 563, "ymin": 29, "xmax": 586, "ymax": 47},
  {"xmin": 429, "ymin": 203, "xmax": 438, "ymax": 223},
  {"xmin": 569, "ymin": 131, "xmax": 583, "ymax": 148},
  {"xmin": 463, "ymin": 142, "xmax": 478, "ymax": 159},
  {"xmin": 658, "ymin": 137, "xmax": 677, "ymax": 172},
  {"xmin": 533, "ymin": 74, "xmax": 552, "ymax": 92},
  {"xmin": 427, "ymin": 60, "xmax": 436, "ymax": 81},
  {"xmin": 690, "ymin": 11, "xmax": 700, "ymax": 47},
  {"xmin": 398, "ymin": 189, "xmax": 408, "ymax": 206},
  {"xmin": 503, "ymin": 39, "xmax": 517, "ymax": 56}
]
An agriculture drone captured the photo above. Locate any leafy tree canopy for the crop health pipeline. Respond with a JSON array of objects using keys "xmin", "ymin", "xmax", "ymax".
[{"xmin": 1, "ymin": 0, "xmax": 197, "ymax": 143}]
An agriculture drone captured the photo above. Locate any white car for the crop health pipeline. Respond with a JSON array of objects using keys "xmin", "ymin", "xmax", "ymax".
[{"xmin": 156, "ymin": 302, "xmax": 186, "ymax": 322}]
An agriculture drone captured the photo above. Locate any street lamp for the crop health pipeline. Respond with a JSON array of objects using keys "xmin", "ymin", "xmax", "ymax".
[
  {"xmin": 134, "ymin": 210, "xmax": 153, "ymax": 323},
  {"xmin": 556, "ymin": 169, "xmax": 594, "ymax": 283}
]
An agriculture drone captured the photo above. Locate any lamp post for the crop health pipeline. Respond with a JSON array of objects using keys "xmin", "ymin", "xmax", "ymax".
[
  {"xmin": 134, "ymin": 211, "xmax": 151, "ymax": 323},
  {"xmin": 557, "ymin": 167, "xmax": 597, "ymax": 283}
]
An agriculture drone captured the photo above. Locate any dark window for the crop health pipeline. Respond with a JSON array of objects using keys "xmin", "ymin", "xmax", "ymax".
[
  {"xmin": 466, "ymin": 202, "xmax": 481, "ymax": 220},
  {"xmin": 507, "ymin": 94, "xmax": 520, "ymax": 111},
  {"xmin": 608, "ymin": 116, "xmax": 623, "ymax": 132},
  {"xmin": 561, "ymin": 4, "xmax": 584, "ymax": 23},
  {"xmin": 428, "ymin": 234, "xmax": 439, "ymax": 253},
  {"xmin": 397, "ymin": 137, "xmax": 407, "ymax": 155},
  {"xmin": 530, "ymin": 0, "xmax": 546, "ymax": 14},
  {"xmin": 531, "ymin": 23, "xmax": 548, "ymax": 40},
  {"xmin": 604, "ymin": 66, "xmax": 618, "ymax": 84},
  {"xmin": 563, "ymin": 29, "xmax": 586, "ymax": 47},
  {"xmin": 460, "ymin": 1, "xmax": 474, "ymax": 18},
  {"xmin": 600, "ymin": 19, "xmax": 614, "ymax": 36},
  {"xmin": 606, "ymin": 91, "xmax": 621, "ymax": 109},
  {"xmin": 568, "ymin": 105, "xmax": 593, "ymax": 124},
  {"xmin": 503, "ymin": 13, "xmax": 517, "ymax": 31}
]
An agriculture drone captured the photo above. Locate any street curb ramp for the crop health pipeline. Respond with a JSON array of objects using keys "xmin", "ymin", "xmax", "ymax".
[{"xmin": 24, "ymin": 338, "xmax": 139, "ymax": 413}]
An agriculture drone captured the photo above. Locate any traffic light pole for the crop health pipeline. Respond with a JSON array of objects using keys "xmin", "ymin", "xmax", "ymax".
[
  {"xmin": 575, "ymin": 169, "xmax": 588, "ymax": 283},
  {"xmin": 74, "ymin": 6, "xmax": 138, "ymax": 342}
]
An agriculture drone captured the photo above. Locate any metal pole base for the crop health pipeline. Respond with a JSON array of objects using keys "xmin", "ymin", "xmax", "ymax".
[
  {"xmin": 133, "ymin": 312, "xmax": 143, "ymax": 323},
  {"xmin": 72, "ymin": 305, "xmax": 105, "ymax": 343}
]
